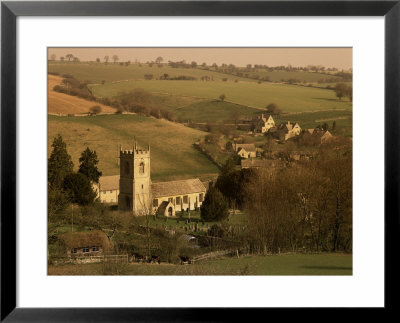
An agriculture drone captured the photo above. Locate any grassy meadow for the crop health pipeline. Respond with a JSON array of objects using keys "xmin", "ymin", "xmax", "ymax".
[
  {"xmin": 48, "ymin": 62, "xmax": 352, "ymax": 129},
  {"xmin": 48, "ymin": 114, "xmax": 219, "ymax": 181},
  {"xmin": 48, "ymin": 253, "xmax": 352, "ymax": 275},
  {"xmin": 48, "ymin": 62, "xmax": 252, "ymax": 84},
  {"xmin": 48, "ymin": 62, "xmax": 347, "ymax": 84},
  {"xmin": 90, "ymin": 79, "xmax": 352, "ymax": 113}
]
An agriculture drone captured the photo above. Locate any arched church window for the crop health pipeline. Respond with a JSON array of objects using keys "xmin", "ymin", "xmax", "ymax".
[
  {"xmin": 139, "ymin": 162, "xmax": 145, "ymax": 174},
  {"xmin": 125, "ymin": 161, "xmax": 130, "ymax": 175}
]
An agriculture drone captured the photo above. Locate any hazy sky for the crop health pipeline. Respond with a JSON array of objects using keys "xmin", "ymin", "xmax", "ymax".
[{"xmin": 48, "ymin": 48, "xmax": 352, "ymax": 69}]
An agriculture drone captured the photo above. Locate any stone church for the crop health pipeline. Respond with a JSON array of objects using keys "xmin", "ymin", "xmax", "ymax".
[{"xmin": 96, "ymin": 142, "xmax": 207, "ymax": 216}]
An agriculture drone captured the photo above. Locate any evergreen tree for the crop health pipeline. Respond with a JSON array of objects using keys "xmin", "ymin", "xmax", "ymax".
[
  {"xmin": 48, "ymin": 134, "xmax": 73, "ymax": 188},
  {"xmin": 63, "ymin": 173, "xmax": 97, "ymax": 205},
  {"xmin": 78, "ymin": 147, "xmax": 102, "ymax": 183},
  {"xmin": 200, "ymin": 186, "xmax": 229, "ymax": 221}
]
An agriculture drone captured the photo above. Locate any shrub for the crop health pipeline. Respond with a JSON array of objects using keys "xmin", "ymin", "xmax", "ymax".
[
  {"xmin": 90, "ymin": 105, "xmax": 102, "ymax": 114},
  {"xmin": 200, "ymin": 187, "xmax": 229, "ymax": 221}
]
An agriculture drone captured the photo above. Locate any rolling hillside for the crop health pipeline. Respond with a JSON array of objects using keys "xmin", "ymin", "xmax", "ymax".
[
  {"xmin": 48, "ymin": 114, "xmax": 220, "ymax": 181},
  {"xmin": 91, "ymin": 79, "xmax": 352, "ymax": 113},
  {"xmin": 48, "ymin": 75, "xmax": 116, "ymax": 115},
  {"xmin": 48, "ymin": 62, "xmax": 348, "ymax": 84}
]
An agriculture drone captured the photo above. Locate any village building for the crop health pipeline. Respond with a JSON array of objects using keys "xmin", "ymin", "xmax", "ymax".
[
  {"xmin": 96, "ymin": 143, "xmax": 207, "ymax": 216},
  {"xmin": 280, "ymin": 121, "xmax": 302, "ymax": 140},
  {"xmin": 96, "ymin": 175, "xmax": 119, "ymax": 203},
  {"xmin": 59, "ymin": 230, "xmax": 112, "ymax": 258},
  {"xmin": 307, "ymin": 128, "xmax": 334, "ymax": 144},
  {"xmin": 320, "ymin": 130, "xmax": 333, "ymax": 143},
  {"xmin": 235, "ymin": 143, "xmax": 257, "ymax": 159},
  {"xmin": 253, "ymin": 114, "xmax": 275, "ymax": 133}
]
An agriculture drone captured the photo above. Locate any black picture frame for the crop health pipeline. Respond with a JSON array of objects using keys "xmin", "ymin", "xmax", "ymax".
[{"xmin": 1, "ymin": 1, "xmax": 399, "ymax": 321}]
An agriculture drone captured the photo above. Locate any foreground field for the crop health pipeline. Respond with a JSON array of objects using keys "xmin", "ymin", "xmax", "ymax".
[
  {"xmin": 48, "ymin": 114, "xmax": 219, "ymax": 181},
  {"xmin": 91, "ymin": 80, "xmax": 352, "ymax": 113},
  {"xmin": 48, "ymin": 253, "xmax": 352, "ymax": 275},
  {"xmin": 48, "ymin": 75, "xmax": 116, "ymax": 115}
]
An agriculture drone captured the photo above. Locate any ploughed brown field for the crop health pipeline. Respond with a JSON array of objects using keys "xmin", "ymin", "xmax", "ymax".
[{"xmin": 48, "ymin": 75, "xmax": 116, "ymax": 115}]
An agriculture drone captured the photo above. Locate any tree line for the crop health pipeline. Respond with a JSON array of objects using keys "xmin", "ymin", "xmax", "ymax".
[{"xmin": 199, "ymin": 138, "xmax": 352, "ymax": 253}]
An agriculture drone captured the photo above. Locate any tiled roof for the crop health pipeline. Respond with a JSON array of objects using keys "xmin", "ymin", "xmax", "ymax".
[
  {"xmin": 99, "ymin": 175, "xmax": 119, "ymax": 191},
  {"xmin": 97, "ymin": 176, "xmax": 207, "ymax": 198},
  {"xmin": 235, "ymin": 143, "xmax": 256, "ymax": 152},
  {"xmin": 151, "ymin": 178, "xmax": 206, "ymax": 198}
]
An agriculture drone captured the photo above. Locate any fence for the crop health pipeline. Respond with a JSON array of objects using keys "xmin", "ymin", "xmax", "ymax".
[
  {"xmin": 192, "ymin": 249, "xmax": 237, "ymax": 263},
  {"xmin": 72, "ymin": 254, "xmax": 128, "ymax": 264}
]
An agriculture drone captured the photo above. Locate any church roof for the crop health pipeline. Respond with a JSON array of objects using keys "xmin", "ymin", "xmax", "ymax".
[
  {"xmin": 99, "ymin": 175, "xmax": 119, "ymax": 191},
  {"xmin": 151, "ymin": 178, "xmax": 206, "ymax": 198},
  {"xmin": 97, "ymin": 176, "xmax": 207, "ymax": 198}
]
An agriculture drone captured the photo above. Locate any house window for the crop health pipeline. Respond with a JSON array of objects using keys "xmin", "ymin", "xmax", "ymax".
[
  {"xmin": 82, "ymin": 247, "xmax": 90, "ymax": 253},
  {"xmin": 103, "ymin": 191, "xmax": 107, "ymax": 194},
  {"xmin": 153, "ymin": 199, "xmax": 158, "ymax": 207},
  {"xmin": 176, "ymin": 196, "xmax": 181, "ymax": 204},
  {"xmin": 183, "ymin": 195, "xmax": 188, "ymax": 204},
  {"xmin": 110, "ymin": 199, "xmax": 114, "ymax": 202},
  {"xmin": 110, "ymin": 190, "xmax": 113, "ymax": 194},
  {"xmin": 199, "ymin": 193, "xmax": 204, "ymax": 202},
  {"xmin": 168, "ymin": 197, "xmax": 174, "ymax": 203},
  {"xmin": 139, "ymin": 162, "xmax": 145, "ymax": 174},
  {"xmin": 72, "ymin": 248, "xmax": 77, "ymax": 254},
  {"xmin": 92, "ymin": 246, "xmax": 99, "ymax": 252}
]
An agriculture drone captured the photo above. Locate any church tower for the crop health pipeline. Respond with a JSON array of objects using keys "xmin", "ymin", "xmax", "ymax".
[{"xmin": 118, "ymin": 142, "xmax": 151, "ymax": 214}]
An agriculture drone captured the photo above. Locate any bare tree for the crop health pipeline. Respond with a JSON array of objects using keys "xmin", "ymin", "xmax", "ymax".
[{"xmin": 112, "ymin": 55, "xmax": 119, "ymax": 64}]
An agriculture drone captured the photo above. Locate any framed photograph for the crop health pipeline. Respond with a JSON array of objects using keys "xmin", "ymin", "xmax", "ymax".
[{"xmin": 1, "ymin": 0, "xmax": 399, "ymax": 320}]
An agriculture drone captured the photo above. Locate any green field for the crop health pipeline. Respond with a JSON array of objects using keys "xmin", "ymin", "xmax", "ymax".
[
  {"xmin": 175, "ymin": 100, "xmax": 259, "ymax": 123},
  {"xmin": 90, "ymin": 80, "xmax": 352, "ymax": 113},
  {"xmin": 48, "ymin": 62, "xmax": 352, "ymax": 127},
  {"xmin": 48, "ymin": 253, "xmax": 352, "ymax": 275},
  {"xmin": 48, "ymin": 114, "xmax": 219, "ymax": 181},
  {"xmin": 48, "ymin": 62, "xmax": 252, "ymax": 84},
  {"xmin": 226, "ymin": 68, "xmax": 345, "ymax": 83},
  {"xmin": 49, "ymin": 62, "xmax": 346, "ymax": 85}
]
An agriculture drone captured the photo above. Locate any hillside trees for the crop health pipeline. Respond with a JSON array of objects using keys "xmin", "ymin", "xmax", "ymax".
[
  {"xmin": 90, "ymin": 105, "xmax": 102, "ymax": 114},
  {"xmin": 215, "ymin": 158, "xmax": 256, "ymax": 209},
  {"xmin": 155, "ymin": 56, "xmax": 163, "ymax": 65},
  {"xmin": 48, "ymin": 134, "xmax": 74, "ymax": 189},
  {"xmin": 266, "ymin": 103, "xmax": 281, "ymax": 115},
  {"xmin": 78, "ymin": 147, "xmax": 102, "ymax": 183},
  {"xmin": 243, "ymin": 142, "xmax": 352, "ymax": 253},
  {"xmin": 112, "ymin": 55, "xmax": 119, "ymax": 64},
  {"xmin": 104, "ymin": 55, "xmax": 109, "ymax": 64},
  {"xmin": 334, "ymin": 83, "xmax": 352, "ymax": 101},
  {"xmin": 63, "ymin": 173, "xmax": 97, "ymax": 205},
  {"xmin": 200, "ymin": 186, "xmax": 229, "ymax": 221},
  {"xmin": 65, "ymin": 54, "xmax": 74, "ymax": 61},
  {"xmin": 219, "ymin": 94, "xmax": 226, "ymax": 101}
]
